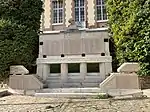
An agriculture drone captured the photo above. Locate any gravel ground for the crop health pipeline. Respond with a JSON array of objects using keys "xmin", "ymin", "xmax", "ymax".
[{"xmin": 0, "ymin": 95, "xmax": 150, "ymax": 112}]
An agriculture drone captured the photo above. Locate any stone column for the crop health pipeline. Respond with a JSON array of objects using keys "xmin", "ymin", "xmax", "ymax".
[
  {"xmin": 61, "ymin": 63, "xmax": 68, "ymax": 82},
  {"xmin": 80, "ymin": 63, "xmax": 87, "ymax": 80},
  {"xmin": 43, "ymin": 64, "xmax": 50, "ymax": 80},
  {"xmin": 104, "ymin": 39, "xmax": 110, "ymax": 55},
  {"xmin": 99, "ymin": 63, "xmax": 106, "ymax": 81}
]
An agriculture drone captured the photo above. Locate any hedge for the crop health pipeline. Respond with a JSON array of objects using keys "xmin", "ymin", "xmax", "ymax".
[
  {"xmin": 0, "ymin": 0, "xmax": 43, "ymax": 79},
  {"xmin": 106, "ymin": 0, "xmax": 150, "ymax": 76}
]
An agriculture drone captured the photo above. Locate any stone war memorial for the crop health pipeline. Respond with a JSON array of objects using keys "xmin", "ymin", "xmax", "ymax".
[
  {"xmin": 8, "ymin": 0, "xmax": 141, "ymax": 97},
  {"xmin": 36, "ymin": 19, "xmax": 112, "ymax": 88}
]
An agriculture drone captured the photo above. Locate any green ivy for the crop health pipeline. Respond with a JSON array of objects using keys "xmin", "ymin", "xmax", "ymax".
[{"xmin": 106, "ymin": 0, "xmax": 150, "ymax": 76}]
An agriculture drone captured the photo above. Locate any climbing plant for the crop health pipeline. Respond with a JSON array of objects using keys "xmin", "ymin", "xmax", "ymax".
[{"xmin": 106, "ymin": 0, "xmax": 150, "ymax": 75}]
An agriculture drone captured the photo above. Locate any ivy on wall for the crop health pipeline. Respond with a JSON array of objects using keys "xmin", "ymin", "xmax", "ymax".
[
  {"xmin": 106, "ymin": 0, "xmax": 150, "ymax": 76},
  {"xmin": 0, "ymin": 0, "xmax": 43, "ymax": 79}
]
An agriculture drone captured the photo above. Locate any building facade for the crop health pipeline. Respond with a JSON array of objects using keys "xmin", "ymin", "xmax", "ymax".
[
  {"xmin": 41, "ymin": 0, "xmax": 108, "ymax": 31},
  {"xmin": 37, "ymin": 0, "xmax": 112, "ymax": 88}
]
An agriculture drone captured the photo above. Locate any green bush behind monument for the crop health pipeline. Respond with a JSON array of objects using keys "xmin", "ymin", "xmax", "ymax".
[
  {"xmin": 0, "ymin": 0, "xmax": 43, "ymax": 79},
  {"xmin": 106, "ymin": 0, "xmax": 150, "ymax": 76}
]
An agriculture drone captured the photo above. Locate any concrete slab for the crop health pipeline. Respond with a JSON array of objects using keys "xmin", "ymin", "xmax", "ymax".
[
  {"xmin": 34, "ymin": 87, "xmax": 104, "ymax": 98},
  {"xmin": 37, "ymin": 88, "xmax": 101, "ymax": 93},
  {"xmin": 35, "ymin": 92, "xmax": 107, "ymax": 98},
  {"xmin": 0, "ymin": 89, "xmax": 9, "ymax": 97},
  {"xmin": 142, "ymin": 89, "xmax": 150, "ymax": 97},
  {"xmin": 48, "ymin": 82, "xmax": 100, "ymax": 88},
  {"xmin": 106, "ymin": 89, "xmax": 142, "ymax": 97},
  {"xmin": 7, "ymin": 88, "xmax": 38, "ymax": 96},
  {"xmin": 10, "ymin": 65, "xmax": 29, "ymax": 74},
  {"xmin": 117, "ymin": 62, "xmax": 139, "ymax": 73}
]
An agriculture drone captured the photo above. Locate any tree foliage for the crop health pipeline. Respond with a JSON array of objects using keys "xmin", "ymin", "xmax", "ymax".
[
  {"xmin": 0, "ymin": 0, "xmax": 43, "ymax": 30},
  {"xmin": 0, "ymin": 0, "xmax": 43, "ymax": 78},
  {"xmin": 106, "ymin": 0, "xmax": 150, "ymax": 75}
]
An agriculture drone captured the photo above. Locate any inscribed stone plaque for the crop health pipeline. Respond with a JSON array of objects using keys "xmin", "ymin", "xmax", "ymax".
[
  {"xmin": 82, "ymin": 38, "xmax": 104, "ymax": 54},
  {"xmin": 64, "ymin": 38, "xmax": 82, "ymax": 55},
  {"xmin": 45, "ymin": 40, "xmax": 63, "ymax": 56}
]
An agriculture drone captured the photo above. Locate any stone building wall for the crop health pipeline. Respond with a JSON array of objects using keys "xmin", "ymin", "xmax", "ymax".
[{"xmin": 42, "ymin": 0, "xmax": 107, "ymax": 31}]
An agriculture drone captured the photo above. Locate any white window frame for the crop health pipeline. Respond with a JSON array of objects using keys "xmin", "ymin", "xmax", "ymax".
[
  {"xmin": 52, "ymin": 1, "xmax": 63, "ymax": 24},
  {"xmin": 96, "ymin": 0, "xmax": 107, "ymax": 22},
  {"xmin": 74, "ymin": 0, "xmax": 85, "ymax": 22}
]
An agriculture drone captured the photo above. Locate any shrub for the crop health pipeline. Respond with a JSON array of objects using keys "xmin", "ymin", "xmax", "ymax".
[
  {"xmin": 0, "ymin": 19, "xmax": 37, "ymax": 76},
  {"xmin": 0, "ymin": 0, "xmax": 43, "ymax": 78},
  {"xmin": 106, "ymin": 0, "xmax": 150, "ymax": 76}
]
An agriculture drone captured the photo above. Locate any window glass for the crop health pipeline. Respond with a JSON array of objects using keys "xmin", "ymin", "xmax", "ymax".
[
  {"xmin": 52, "ymin": 1, "xmax": 63, "ymax": 23},
  {"xmin": 96, "ymin": 0, "xmax": 107, "ymax": 21},
  {"xmin": 50, "ymin": 64, "xmax": 61, "ymax": 73},
  {"xmin": 74, "ymin": 0, "xmax": 85, "ymax": 22},
  {"xmin": 87, "ymin": 63, "xmax": 99, "ymax": 73},
  {"xmin": 68, "ymin": 63, "xmax": 80, "ymax": 73}
]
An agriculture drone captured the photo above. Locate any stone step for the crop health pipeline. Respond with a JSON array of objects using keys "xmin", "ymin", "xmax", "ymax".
[
  {"xmin": 48, "ymin": 82, "xmax": 100, "ymax": 88},
  {"xmin": 46, "ymin": 76, "xmax": 103, "ymax": 83},
  {"xmin": 37, "ymin": 87, "xmax": 101, "ymax": 93},
  {"xmin": 46, "ymin": 78, "xmax": 102, "ymax": 83},
  {"xmin": 35, "ymin": 92, "xmax": 107, "ymax": 98},
  {"xmin": 47, "ymin": 75, "xmax": 102, "ymax": 79}
]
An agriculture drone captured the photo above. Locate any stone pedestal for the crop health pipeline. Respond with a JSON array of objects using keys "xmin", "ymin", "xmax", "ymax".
[
  {"xmin": 43, "ymin": 64, "xmax": 50, "ymax": 80},
  {"xmin": 61, "ymin": 63, "xmax": 68, "ymax": 82},
  {"xmin": 80, "ymin": 63, "xmax": 87, "ymax": 80}
]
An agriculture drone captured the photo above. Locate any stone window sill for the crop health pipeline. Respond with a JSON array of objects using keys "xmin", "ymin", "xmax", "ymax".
[
  {"xmin": 97, "ymin": 20, "xmax": 108, "ymax": 23},
  {"xmin": 52, "ymin": 23, "xmax": 63, "ymax": 26}
]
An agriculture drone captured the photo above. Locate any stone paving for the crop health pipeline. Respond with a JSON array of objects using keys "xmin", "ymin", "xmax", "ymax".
[
  {"xmin": 1, "ymin": 83, "xmax": 150, "ymax": 112},
  {"xmin": 0, "ymin": 95, "xmax": 150, "ymax": 112}
]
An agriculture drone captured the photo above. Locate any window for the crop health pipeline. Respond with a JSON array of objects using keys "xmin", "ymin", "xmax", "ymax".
[
  {"xmin": 87, "ymin": 63, "xmax": 99, "ymax": 73},
  {"xmin": 96, "ymin": 0, "xmax": 107, "ymax": 21},
  {"xmin": 68, "ymin": 63, "xmax": 80, "ymax": 73},
  {"xmin": 50, "ymin": 64, "xmax": 61, "ymax": 73},
  {"xmin": 74, "ymin": 0, "xmax": 85, "ymax": 22},
  {"xmin": 52, "ymin": 1, "xmax": 63, "ymax": 24}
]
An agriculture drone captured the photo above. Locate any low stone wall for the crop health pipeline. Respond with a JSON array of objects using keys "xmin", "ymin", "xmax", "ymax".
[
  {"xmin": 100, "ymin": 73, "xmax": 139, "ymax": 91},
  {"xmin": 139, "ymin": 76, "xmax": 150, "ymax": 89},
  {"xmin": 9, "ymin": 75, "xmax": 44, "ymax": 90}
]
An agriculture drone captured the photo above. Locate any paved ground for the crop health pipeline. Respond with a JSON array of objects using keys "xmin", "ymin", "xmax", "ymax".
[
  {"xmin": 1, "ymin": 87, "xmax": 150, "ymax": 112},
  {"xmin": 0, "ymin": 95, "xmax": 150, "ymax": 112}
]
